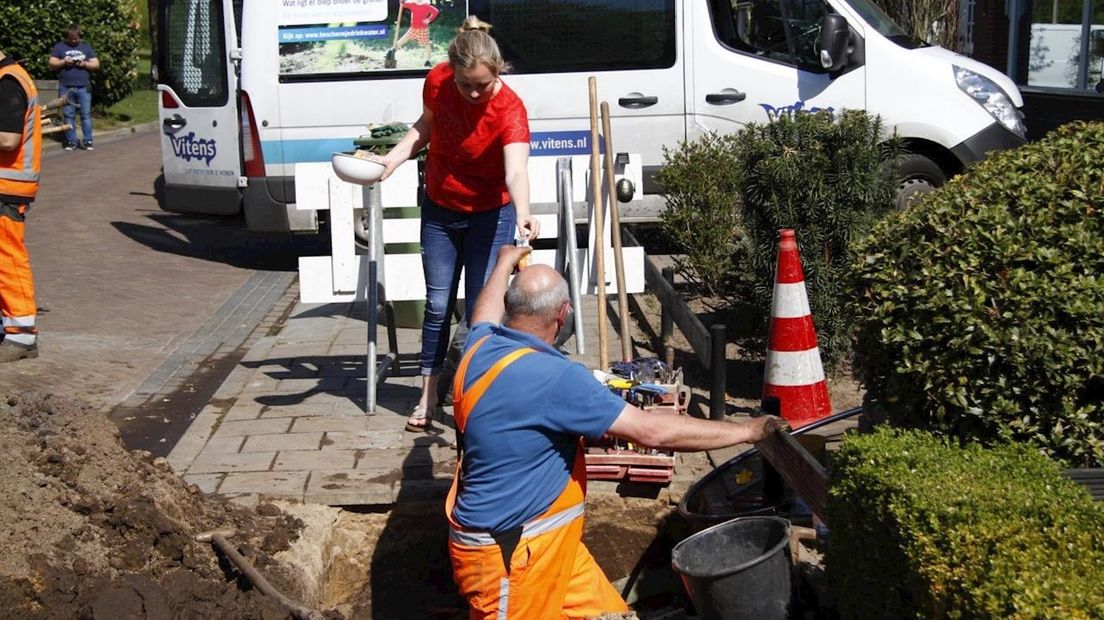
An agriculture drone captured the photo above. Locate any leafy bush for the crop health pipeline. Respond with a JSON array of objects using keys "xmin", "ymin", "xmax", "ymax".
[
  {"xmin": 828, "ymin": 428, "xmax": 1104, "ymax": 619},
  {"xmin": 0, "ymin": 0, "xmax": 142, "ymax": 108},
  {"xmin": 655, "ymin": 132, "xmax": 745, "ymax": 297},
  {"xmin": 851, "ymin": 121, "xmax": 1104, "ymax": 466},
  {"xmin": 734, "ymin": 110, "xmax": 897, "ymax": 365}
]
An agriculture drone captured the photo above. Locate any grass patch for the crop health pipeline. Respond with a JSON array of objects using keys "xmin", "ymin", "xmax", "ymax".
[{"xmin": 92, "ymin": 51, "xmax": 156, "ymax": 133}]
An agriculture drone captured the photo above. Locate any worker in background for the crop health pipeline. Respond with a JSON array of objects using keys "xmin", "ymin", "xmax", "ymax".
[
  {"xmin": 446, "ymin": 244, "xmax": 788, "ymax": 618},
  {"xmin": 0, "ymin": 48, "xmax": 42, "ymax": 362}
]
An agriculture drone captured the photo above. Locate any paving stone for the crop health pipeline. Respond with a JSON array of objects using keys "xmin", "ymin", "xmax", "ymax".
[
  {"xmin": 290, "ymin": 416, "xmax": 372, "ymax": 434},
  {"xmin": 202, "ymin": 434, "xmax": 246, "ymax": 454},
  {"xmin": 225, "ymin": 493, "xmax": 260, "ymax": 509},
  {"xmin": 353, "ymin": 448, "xmax": 433, "ymax": 470},
  {"xmin": 323, "ymin": 430, "xmax": 405, "ymax": 450},
  {"xmin": 189, "ymin": 451, "xmax": 276, "ymax": 474},
  {"xmin": 211, "ymin": 418, "xmax": 293, "ymax": 437},
  {"xmin": 183, "ymin": 473, "xmax": 223, "ymax": 494},
  {"xmin": 392, "ymin": 478, "xmax": 451, "ymax": 503},
  {"xmin": 220, "ymin": 471, "xmax": 309, "ymax": 497},
  {"xmin": 273, "ymin": 449, "xmax": 358, "ymax": 471},
  {"xmin": 166, "ymin": 411, "xmax": 222, "ymax": 473},
  {"xmin": 242, "ymin": 432, "xmax": 323, "ymax": 453},
  {"xmin": 259, "ymin": 403, "xmax": 340, "ymax": 419},
  {"xmin": 305, "ymin": 469, "xmax": 394, "ymax": 506},
  {"xmin": 222, "ymin": 404, "xmax": 265, "ymax": 421}
]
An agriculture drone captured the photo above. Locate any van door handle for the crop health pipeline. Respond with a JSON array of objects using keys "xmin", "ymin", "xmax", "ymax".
[
  {"xmin": 163, "ymin": 114, "xmax": 187, "ymax": 130},
  {"xmin": 618, "ymin": 95, "xmax": 658, "ymax": 109},
  {"xmin": 705, "ymin": 91, "xmax": 747, "ymax": 105}
]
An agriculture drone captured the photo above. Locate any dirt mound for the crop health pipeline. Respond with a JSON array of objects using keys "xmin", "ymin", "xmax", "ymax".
[{"xmin": 0, "ymin": 391, "xmax": 316, "ymax": 619}]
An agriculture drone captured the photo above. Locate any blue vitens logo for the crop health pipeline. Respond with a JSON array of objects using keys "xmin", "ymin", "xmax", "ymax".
[
  {"xmin": 169, "ymin": 132, "xmax": 218, "ymax": 166},
  {"xmin": 759, "ymin": 100, "xmax": 835, "ymax": 121}
]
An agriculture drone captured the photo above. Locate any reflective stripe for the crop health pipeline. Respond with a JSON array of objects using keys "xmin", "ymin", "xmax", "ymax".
[
  {"xmin": 2, "ymin": 315, "xmax": 35, "ymax": 327},
  {"xmin": 497, "ymin": 578, "xmax": 509, "ymax": 620},
  {"xmin": 449, "ymin": 502, "xmax": 585, "ymax": 546}
]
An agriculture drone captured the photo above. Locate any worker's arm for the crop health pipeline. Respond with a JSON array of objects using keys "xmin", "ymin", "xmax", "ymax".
[
  {"xmin": 503, "ymin": 141, "xmax": 539, "ymax": 240},
  {"xmin": 81, "ymin": 57, "xmax": 101, "ymax": 72},
  {"xmin": 468, "ymin": 243, "xmax": 532, "ymax": 326},
  {"xmin": 607, "ymin": 404, "xmax": 788, "ymax": 452},
  {"xmin": 0, "ymin": 77, "xmax": 26, "ymax": 151},
  {"xmin": 47, "ymin": 55, "xmax": 68, "ymax": 71},
  {"xmin": 379, "ymin": 106, "xmax": 433, "ymax": 181}
]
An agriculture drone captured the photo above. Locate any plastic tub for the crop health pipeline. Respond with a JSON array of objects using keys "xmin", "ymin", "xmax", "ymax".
[{"xmin": 671, "ymin": 516, "xmax": 792, "ymax": 620}]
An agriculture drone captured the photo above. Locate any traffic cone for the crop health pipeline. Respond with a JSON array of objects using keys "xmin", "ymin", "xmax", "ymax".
[{"xmin": 762, "ymin": 229, "xmax": 831, "ymax": 425}]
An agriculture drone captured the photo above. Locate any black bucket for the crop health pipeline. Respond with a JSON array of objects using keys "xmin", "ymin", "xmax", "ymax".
[{"xmin": 671, "ymin": 516, "xmax": 792, "ymax": 620}]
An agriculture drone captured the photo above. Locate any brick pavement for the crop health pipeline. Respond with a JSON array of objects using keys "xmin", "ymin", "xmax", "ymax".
[{"xmin": 166, "ymin": 287, "xmax": 721, "ymax": 507}]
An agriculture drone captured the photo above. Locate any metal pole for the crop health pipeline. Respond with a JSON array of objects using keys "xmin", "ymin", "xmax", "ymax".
[
  {"xmin": 661, "ymin": 266, "xmax": 674, "ymax": 369},
  {"xmin": 558, "ymin": 159, "xmax": 585, "ymax": 354},
  {"xmin": 710, "ymin": 323, "xmax": 726, "ymax": 420},
  {"xmin": 364, "ymin": 183, "xmax": 383, "ymax": 414}
]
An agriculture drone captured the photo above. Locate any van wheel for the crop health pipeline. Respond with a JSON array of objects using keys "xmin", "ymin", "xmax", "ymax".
[
  {"xmin": 896, "ymin": 154, "xmax": 947, "ymax": 209},
  {"xmin": 353, "ymin": 208, "xmax": 371, "ymax": 253}
]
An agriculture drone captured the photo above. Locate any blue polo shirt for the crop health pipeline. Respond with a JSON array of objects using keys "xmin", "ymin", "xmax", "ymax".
[
  {"xmin": 452, "ymin": 322, "xmax": 626, "ymax": 533},
  {"xmin": 51, "ymin": 41, "xmax": 97, "ymax": 88}
]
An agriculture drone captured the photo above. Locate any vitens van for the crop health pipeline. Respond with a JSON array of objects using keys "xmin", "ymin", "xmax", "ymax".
[{"xmin": 155, "ymin": 0, "xmax": 1026, "ymax": 236}]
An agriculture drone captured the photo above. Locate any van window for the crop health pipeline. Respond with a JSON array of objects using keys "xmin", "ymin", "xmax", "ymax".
[
  {"xmin": 160, "ymin": 0, "xmax": 228, "ymax": 106},
  {"xmin": 708, "ymin": 0, "xmax": 831, "ymax": 71},
  {"xmin": 470, "ymin": 0, "xmax": 677, "ymax": 73}
]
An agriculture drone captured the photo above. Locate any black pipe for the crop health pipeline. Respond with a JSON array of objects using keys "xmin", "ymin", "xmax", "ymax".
[{"xmin": 709, "ymin": 324, "xmax": 726, "ymax": 420}]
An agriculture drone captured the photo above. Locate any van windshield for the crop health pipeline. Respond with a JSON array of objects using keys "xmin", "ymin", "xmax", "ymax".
[{"xmin": 843, "ymin": 0, "xmax": 928, "ymax": 49}]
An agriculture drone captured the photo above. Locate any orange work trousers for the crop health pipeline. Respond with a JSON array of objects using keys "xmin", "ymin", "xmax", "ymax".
[
  {"xmin": 449, "ymin": 512, "xmax": 628, "ymax": 619},
  {"xmin": 0, "ymin": 203, "xmax": 36, "ymax": 326}
]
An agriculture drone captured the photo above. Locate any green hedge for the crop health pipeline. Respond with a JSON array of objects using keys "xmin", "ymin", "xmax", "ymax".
[
  {"xmin": 828, "ymin": 428, "xmax": 1104, "ymax": 619},
  {"xmin": 851, "ymin": 121, "xmax": 1104, "ymax": 466},
  {"xmin": 655, "ymin": 132, "xmax": 745, "ymax": 297},
  {"xmin": 0, "ymin": 0, "xmax": 142, "ymax": 108}
]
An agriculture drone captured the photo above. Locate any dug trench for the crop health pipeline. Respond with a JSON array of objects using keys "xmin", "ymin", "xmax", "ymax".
[{"xmin": 2, "ymin": 389, "xmax": 700, "ymax": 619}]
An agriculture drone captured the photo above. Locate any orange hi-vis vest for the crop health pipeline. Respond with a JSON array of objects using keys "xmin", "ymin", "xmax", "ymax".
[{"xmin": 0, "ymin": 61, "xmax": 42, "ymax": 201}]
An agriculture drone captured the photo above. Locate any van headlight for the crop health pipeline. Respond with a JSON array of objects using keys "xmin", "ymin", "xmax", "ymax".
[{"xmin": 954, "ymin": 65, "xmax": 1026, "ymax": 138}]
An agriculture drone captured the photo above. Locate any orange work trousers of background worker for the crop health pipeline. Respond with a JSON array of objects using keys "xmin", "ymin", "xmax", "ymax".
[{"xmin": 0, "ymin": 203, "xmax": 37, "ymax": 335}]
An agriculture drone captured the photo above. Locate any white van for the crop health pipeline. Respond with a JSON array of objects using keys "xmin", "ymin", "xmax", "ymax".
[{"xmin": 155, "ymin": 0, "xmax": 1026, "ymax": 235}]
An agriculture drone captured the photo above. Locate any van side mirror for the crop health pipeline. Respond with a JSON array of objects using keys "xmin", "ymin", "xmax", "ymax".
[{"xmin": 819, "ymin": 14, "xmax": 851, "ymax": 72}]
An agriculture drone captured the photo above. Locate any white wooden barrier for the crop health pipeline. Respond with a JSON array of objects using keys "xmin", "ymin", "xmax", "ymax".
[{"xmin": 296, "ymin": 155, "xmax": 646, "ymax": 304}]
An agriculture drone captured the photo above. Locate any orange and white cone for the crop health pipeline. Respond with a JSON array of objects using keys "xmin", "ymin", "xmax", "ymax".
[{"xmin": 762, "ymin": 229, "xmax": 831, "ymax": 425}]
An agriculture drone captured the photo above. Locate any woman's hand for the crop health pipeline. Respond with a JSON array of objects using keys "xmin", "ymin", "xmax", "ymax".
[{"xmin": 516, "ymin": 215, "xmax": 540, "ymax": 241}]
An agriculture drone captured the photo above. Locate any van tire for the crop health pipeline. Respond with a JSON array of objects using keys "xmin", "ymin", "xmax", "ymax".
[{"xmin": 896, "ymin": 154, "xmax": 947, "ymax": 209}]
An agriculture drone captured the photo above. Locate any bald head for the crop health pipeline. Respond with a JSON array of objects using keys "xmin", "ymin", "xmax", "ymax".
[{"xmin": 505, "ymin": 265, "xmax": 570, "ymax": 324}]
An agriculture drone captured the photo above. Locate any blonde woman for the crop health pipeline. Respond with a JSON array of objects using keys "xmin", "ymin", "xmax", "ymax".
[{"xmin": 380, "ymin": 16, "xmax": 539, "ymax": 432}]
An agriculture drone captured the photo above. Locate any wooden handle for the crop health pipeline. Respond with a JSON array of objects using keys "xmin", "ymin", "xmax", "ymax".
[
  {"xmin": 600, "ymin": 101, "xmax": 631, "ymax": 362},
  {"xmin": 756, "ymin": 429, "xmax": 829, "ymax": 524},
  {"xmin": 588, "ymin": 77, "xmax": 608, "ymax": 371}
]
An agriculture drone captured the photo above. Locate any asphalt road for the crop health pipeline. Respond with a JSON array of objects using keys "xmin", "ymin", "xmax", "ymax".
[{"xmin": 0, "ymin": 131, "xmax": 324, "ymax": 445}]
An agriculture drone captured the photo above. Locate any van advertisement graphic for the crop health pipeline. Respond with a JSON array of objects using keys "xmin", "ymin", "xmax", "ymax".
[{"xmin": 278, "ymin": 0, "xmax": 467, "ymax": 75}]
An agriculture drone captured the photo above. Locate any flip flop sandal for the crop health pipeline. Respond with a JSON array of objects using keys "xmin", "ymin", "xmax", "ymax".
[{"xmin": 405, "ymin": 405, "xmax": 433, "ymax": 433}]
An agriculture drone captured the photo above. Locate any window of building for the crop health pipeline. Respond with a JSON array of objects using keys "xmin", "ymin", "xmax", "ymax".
[{"xmin": 1018, "ymin": 0, "xmax": 1104, "ymax": 90}]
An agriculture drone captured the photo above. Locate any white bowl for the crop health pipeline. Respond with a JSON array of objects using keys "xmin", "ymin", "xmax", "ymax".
[{"xmin": 332, "ymin": 152, "xmax": 385, "ymax": 185}]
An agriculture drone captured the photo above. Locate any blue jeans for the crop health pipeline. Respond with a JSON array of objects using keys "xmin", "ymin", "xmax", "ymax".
[
  {"xmin": 419, "ymin": 197, "xmax": 516, "ymax": 375},
  {"xmin": 60, "ymin": 85, "xmax": 93, "ymax": 146}
]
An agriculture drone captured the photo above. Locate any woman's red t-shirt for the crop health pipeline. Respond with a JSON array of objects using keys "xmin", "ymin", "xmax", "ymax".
[{"xmin": 422, "ymin": 63, "xmax": 530, "ymax": 213}]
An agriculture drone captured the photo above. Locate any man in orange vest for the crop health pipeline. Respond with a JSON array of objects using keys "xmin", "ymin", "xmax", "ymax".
[
  {"xmin": 0, "ymin": 48, "xmax": 42, "ymax": 362},
  {"xmin": 447, "ymin": 244, "xmax": 787, "ymax": 618}
]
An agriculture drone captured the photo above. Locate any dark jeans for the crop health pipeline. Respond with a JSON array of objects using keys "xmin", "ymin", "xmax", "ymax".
[
  {"xmin": 59, "ymin": 85, "xmax": 93, "ymax": 145},
  {"xmin": 419, "ymin": 197, "xmax": 516, "ymax": 375}
]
